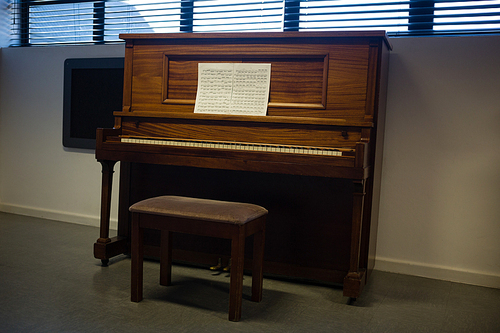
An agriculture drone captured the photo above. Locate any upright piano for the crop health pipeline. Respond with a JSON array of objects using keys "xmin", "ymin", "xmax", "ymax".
[{"xmin": 94, "ymin": 31, "xmax": 391, "ymax": 298}]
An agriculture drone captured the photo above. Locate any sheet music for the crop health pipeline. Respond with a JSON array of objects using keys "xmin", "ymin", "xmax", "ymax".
[{"xmin": 194, "ymin": 63, "xmax": 271, "ymax": 116}]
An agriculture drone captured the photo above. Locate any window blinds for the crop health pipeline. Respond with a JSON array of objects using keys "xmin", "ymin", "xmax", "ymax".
[{"xmin": 9, "ymin": 0, "xmax": 500, "ymax": 46}]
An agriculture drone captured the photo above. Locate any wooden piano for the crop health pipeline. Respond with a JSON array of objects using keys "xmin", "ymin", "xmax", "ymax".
[{"xmin": 94, "ymin": 31, "xmax": 391, "ymax": 299}]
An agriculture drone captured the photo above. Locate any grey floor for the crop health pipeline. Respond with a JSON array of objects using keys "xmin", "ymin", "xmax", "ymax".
[{"xmin": 1, "ymin": 212, "xmax": 499, "ymax": 333}]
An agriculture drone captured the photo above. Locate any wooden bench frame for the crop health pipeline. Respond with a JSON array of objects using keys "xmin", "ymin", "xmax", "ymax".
[{"xmin": 130, "ymin": 204, "xmax": 267, "ymax": 321}]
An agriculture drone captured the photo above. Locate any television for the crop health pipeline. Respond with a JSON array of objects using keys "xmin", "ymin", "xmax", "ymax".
[{"xmin": 63, "ymin": 57, "xmax": 124, "ymax": 149}]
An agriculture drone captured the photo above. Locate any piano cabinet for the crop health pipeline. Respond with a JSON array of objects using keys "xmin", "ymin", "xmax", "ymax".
[{"xmin": 94, "ymin": 31, "xmax": 391, "ymax": 299}]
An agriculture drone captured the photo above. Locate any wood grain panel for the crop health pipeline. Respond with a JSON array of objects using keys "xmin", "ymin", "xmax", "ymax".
[
  {"xmin": 128, "ymin": 42, "xmax": 371, "ymax": 122},
  {"xmin": 327, "ymin": 45, "xmax": 369, "ymax": 115},
  {"xmin": 121, "ymin": 119, "xmax": 361, "ymax": 148},
  {"xmin": 160, "ymin": 55, "xmax": 327, "ymax": 108},
  {"xmin": 131, "ymin": 76, "xmax": 163, "ymax": 107},
  {"xmin": 163, "ymin": 58, "xmax": 198, "ymax": 101},
  {"xmin": 268, "ymin": 57, "xmax": 326, "ymax": 105},
  {"xmin": 130, "ymin": 51, "xmax": 163, "ymax": 111}
]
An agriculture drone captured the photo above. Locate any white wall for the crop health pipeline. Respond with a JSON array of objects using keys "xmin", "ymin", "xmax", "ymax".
[
  {"xmin": 376, "ymin": 35, "xmax": 500, "ymax": 288},
  {"xmin": 1, "ymin": 36, "xmax": 499, "ymax": 288},
  {"xmin": 0, "ymin": 44, "xmax": 124, "ymax": 229}
]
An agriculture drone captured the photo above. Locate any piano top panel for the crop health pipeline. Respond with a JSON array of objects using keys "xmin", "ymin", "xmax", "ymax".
[{"xmin": 118, "ymin": 31, "xmax": 390, "ymax": 127}]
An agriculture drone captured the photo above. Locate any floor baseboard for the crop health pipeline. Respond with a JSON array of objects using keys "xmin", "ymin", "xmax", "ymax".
[
  {"xmin": 0, "ymin": 202, "xmax": 118, "ymax": 230},
  {"xmin": 376, "ymin": 256, "xmax": 500, "ymax": 289}
]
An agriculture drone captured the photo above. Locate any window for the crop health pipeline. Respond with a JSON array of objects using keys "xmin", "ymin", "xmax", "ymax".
[{"xmin": 9, "ymin": 0, "xmax": 500, "ymax": 46}]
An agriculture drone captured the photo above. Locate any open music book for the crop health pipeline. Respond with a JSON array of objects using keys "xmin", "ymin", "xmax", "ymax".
[{"xmin": 194, "ymin": 63, "xmax": 271, "ymax": 116}]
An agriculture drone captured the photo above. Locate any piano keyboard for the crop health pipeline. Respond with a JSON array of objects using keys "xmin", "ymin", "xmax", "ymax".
[{"xmin": 121, "ymin": 137, "xmax": 351, "ymax": 157}]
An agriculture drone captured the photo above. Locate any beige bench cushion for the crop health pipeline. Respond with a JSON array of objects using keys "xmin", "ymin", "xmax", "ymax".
[{"xmin": 129, "ymin": 196, "xmax": 268, "ymax": 225}]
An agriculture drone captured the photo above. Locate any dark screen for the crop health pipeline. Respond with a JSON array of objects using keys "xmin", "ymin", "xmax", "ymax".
[
  {"xmin": 70, "ymin": 68, "xmax": 123, "ymax": 139},
  {"xmin": 63, "ymin": 58, "xmax": 124, "ymax": 149}
]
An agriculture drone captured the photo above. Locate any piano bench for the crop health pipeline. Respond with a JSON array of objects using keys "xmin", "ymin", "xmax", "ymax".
[{"xmin": 129, "ymin": 195, "xmax": 268, "ymax": 322}]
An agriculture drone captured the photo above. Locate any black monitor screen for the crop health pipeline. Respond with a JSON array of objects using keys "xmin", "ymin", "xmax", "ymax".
[{"xmin": 63, "ymin": 58, "xmax": 124, "ymax": 149}]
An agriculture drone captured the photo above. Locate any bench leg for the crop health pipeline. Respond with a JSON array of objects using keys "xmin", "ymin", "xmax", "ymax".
[
  {"xmin": 131, "ymin": 213, "xmax": 143, "ymax": 302},
  {"xmin": 228, "ymin": 230, "xmax": 245, "ymax": 322},
  {"xmin": 160, "ymin": 230, "xmax": 172, "ymax": 286},
  {"xmin": 251, "ymin": 226, "xmax": 265, "ymax": 302}
]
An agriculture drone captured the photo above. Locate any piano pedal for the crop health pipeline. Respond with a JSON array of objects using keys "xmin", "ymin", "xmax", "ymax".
[
  {"xmin": 210, "ymin": 258, "xmax": 223, "ymax": 271},
  {"xmin": 210, "ymin": 258, "xmax": 232, "ymax": 276}
]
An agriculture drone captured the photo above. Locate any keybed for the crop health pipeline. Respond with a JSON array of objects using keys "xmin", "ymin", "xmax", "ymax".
[{"xmin": 121, "ymin": 137, "xmax": 353, "ymax": 157}]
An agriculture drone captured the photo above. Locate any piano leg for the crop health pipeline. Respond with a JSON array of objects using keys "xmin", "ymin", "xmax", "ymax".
[
  {"xmin": 94, "ymin": 160, "xmax": 127, "ymax": 266},
  {"xmin": 343, "ymin": 179, "xmax": 367, "ymax": 298}
]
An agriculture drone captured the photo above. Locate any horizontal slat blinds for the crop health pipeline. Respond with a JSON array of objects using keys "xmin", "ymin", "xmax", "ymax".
[
  {"xmin": 9, "ymin": 0, "xmax": 500, "ymax": 46},
  {"xmin": 192, "ymin": 0, "xmax": 284, "ymax": 32},
  {"xmin": 434, "ymin": 1, "xmax": 500, "ymax": 34},
  {"xmin": 24, "ymin": 1, "xmax": 96, "ymax": 45},
  {"xmin": 297, "ymin": 0, "xmax": 410, "ymax": 33},
  {"xmin": 1, "ymin": 0, "xmax": 12, "ymax": 45},
  {"xmin": 104, "ymin": 1, "xmax": 181, "ymax": 41},
  {"xmin": 298, "ymin": 0, "xmax": 500, "ymax": 35}
]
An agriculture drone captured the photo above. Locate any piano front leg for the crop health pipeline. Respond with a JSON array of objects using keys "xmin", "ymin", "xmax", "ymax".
[
  {"xmin": 94, "ymin": 160, "xmax": 126, "ymax": 266},
  {"xmin": 343, "ymin": 179, "xmax": 367, "ymax": 299}
]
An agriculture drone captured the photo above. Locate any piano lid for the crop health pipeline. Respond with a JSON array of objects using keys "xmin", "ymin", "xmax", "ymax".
[{"xmin": 119, "ymin": 31, "xmax": 392, "ymax": 51}]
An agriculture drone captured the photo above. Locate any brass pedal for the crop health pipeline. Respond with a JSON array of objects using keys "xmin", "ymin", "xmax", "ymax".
[
  {"xmin": 223, "ymin": 258, "xmax": 231, "ymax": 272},
  {"xmin": 210, "ymin": 258, "xmax": 223, "ymax": 271}
]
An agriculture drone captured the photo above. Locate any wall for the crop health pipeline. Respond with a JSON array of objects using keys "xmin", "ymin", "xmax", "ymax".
[
  {"xmin": 376, "ymin": 35, "xmax": 500, "ymax": 288},
  {"xmin": 1, "ymin": 35, "xmax": 499, "ymax": 288},
  {"xmin": 0, "ymin": 44, "xmax": 124, "ymax": 230}
]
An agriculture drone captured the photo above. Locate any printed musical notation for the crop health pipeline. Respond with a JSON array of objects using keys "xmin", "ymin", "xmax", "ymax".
[{"xmin": 194, "ymin": 63, "xmax": 271, "ymax": 116}]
